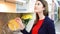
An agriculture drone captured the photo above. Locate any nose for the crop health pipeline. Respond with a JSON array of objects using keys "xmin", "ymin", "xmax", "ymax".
[{"xmin": 34, "ymin": 4, "xmax": 37, "ymax": 10}]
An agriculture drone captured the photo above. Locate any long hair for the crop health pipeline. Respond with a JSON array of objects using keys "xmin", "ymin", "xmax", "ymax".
[
  {"xmin": 38, "ymin": 0, "xmax": 48, "ymax": 16},
  {"xmin": 34, "ymin": 0, "xmax": 48, "ymax": 24}
]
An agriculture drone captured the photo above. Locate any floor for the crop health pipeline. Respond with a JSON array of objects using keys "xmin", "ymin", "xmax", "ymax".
[{"xmin": 55, "ymin": 20, "xmax": 60, "ymax": 34}]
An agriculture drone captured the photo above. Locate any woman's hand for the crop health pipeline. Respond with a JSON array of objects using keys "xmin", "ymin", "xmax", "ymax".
[{"xmin": 15, "ymin": 17, "xmax": 25, "ymax": 30}]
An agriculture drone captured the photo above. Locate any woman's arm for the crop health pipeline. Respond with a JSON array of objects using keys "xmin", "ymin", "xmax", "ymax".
[{"xmin": 21, "ymin": 28, "xmax": 30, "ymax": 34}]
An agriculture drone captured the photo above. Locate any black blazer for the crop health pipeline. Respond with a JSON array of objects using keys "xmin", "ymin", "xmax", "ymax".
[{"xmin": 21, "ymin": 16, "xmax": 56, "ymax": 34}]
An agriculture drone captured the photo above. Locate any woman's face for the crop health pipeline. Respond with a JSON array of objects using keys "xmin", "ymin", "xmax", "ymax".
[{"xmin": 34, "ymin": 1, "xmax": 45, "ymax": 13}]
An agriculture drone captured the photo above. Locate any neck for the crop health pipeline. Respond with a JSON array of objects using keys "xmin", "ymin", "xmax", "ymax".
[{"xmin": 37, "ymin": 12, "xmax": 45, "ymax": 20}]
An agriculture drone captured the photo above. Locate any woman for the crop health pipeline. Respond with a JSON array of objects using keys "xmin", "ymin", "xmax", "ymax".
[{"xmin": 15, "ymin": 0, "xmax": 56, "ymax": 34}]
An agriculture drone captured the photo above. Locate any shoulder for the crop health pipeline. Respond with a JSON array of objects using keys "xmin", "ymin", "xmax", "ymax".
[
  {"xmin": 44, "ymin": 16, "xmax": 54, "ymax": 26},
  {"xmin": 44, "ymin": 16, "xmax": 54, "ymax": 23}
]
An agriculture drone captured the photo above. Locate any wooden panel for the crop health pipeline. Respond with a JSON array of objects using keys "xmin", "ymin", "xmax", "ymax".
[{"xmin": 0, "ymin": 1, "xmax": 16, "ymax": 13}]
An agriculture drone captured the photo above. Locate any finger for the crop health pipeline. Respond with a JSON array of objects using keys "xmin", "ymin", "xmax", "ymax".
[{"xmin": 15, "ymin": 17, "xmax": 22, "ymax": 23}]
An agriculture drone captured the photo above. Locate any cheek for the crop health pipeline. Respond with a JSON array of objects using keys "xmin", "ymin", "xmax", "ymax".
[
  {"xmin": 34, "ymin": 5, "xmax": 44, "ymax": 12},
  {"xmin": 38, "ymin": 6, "xmax": 43, "ymax": 11},
  {"xmin": 34, "ymin": 6, "xmax": 42, "ymax": 10}
]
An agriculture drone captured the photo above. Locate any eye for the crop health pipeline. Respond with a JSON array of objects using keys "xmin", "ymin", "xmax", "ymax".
[
  {"xmin": 35, "ymin": 3, "xmax": 40, "ymax": 6},
  {"xmin": 38, "ymin": 3, "xmax": 40, "ymax": 5}
]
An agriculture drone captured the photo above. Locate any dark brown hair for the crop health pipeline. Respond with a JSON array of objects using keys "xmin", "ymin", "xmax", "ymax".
[
  {"xmin": 35, "ymin": 0, "xmax": 48, "ymax": 24},
  {"xmin": 38, "ymin": 0, "xmax": 48, "ymax": 16}
]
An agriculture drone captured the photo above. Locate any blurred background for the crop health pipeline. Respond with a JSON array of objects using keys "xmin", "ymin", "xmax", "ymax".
[{"xmin": 0, "ymin": 0, "xmax": 60, "ymax": 34}]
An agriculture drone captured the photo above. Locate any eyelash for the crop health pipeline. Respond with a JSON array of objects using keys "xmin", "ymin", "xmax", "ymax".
[
  {"xmin": 35, "ymin": 3, "xmax": 40, "ymax": 5},
  {"xmin": 38, "ymin": 3, "xmax": 40, "ymax": 5}
]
